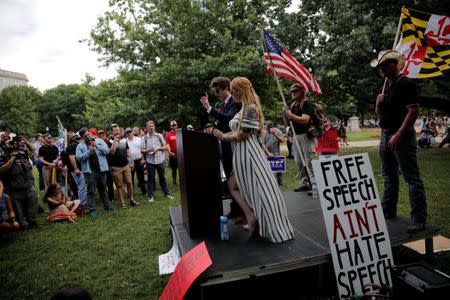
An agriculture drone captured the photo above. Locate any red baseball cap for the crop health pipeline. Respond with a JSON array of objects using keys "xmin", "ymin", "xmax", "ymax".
[{"xmin": 88, "ymin": 128, "xmax": 98, "ymax": 136}]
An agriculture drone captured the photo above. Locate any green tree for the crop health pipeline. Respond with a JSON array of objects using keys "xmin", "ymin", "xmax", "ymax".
[
  {"xmin": 0, "ymin": 85, "xmax": 41, "ymax": 136},
  {"xmin": 38, "ymin": 84, "xmax": 87, "ymax": 134}
]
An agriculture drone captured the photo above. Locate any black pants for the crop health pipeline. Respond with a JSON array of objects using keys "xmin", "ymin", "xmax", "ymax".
[{"xmin": 132, "ymin": 159, "xmax": 147, "ymax": 195}]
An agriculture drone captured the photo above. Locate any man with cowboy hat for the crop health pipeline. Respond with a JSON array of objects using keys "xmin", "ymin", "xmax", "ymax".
[{"xmin": 371, "ymin": 50, "xmax": 427, "ymax": 234}]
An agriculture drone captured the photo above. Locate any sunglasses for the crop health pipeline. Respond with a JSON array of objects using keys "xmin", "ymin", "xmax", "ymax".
[{"xmin": 171, "ymin": 124, "xmax": 177, "ymax": 127}]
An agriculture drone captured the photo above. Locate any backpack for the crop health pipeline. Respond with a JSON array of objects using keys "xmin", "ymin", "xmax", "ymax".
[{"xmin": 309, "ymin": 103, "xmax": 326, "ymax": 137}]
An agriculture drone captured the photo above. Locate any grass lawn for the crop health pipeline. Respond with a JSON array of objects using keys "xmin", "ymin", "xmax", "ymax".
[
  {"xmin": 1, "ymin": 147, "xmax": 449, "ymax": 299},
  {"xmin": 347, "ymin": 128, "xmax": 381, "ymax": 142}
]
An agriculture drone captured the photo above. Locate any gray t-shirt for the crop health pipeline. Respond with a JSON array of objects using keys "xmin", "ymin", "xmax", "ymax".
[{"xmin": 262, "ymin": 128, "xmax": 282, "ymax": 155}]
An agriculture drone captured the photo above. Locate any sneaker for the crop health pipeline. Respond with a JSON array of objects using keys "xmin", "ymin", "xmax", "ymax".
[
  {"xmin": 88, "ymin": 211, "xmax": 97, "ymax": 219},
  {"xmin": 165, "ymin": 195, "xmax": 174, "ymax": 200},
  {"xmin": 407, "ymin": 222, "xmax": 426, "ymax": 234},
  {"xmin": 148, "ymin": 197, "xmax": 154, "ymax": 203}
]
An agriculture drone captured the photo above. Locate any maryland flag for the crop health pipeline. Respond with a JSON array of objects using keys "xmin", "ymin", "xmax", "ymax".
[{"xmin": 396, "ymin": 8, "xmax": 450, "ymax": 78}]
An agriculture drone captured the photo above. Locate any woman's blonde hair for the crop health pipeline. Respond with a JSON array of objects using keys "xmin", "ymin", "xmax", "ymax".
[{"xmin": 230, "ymin": 77, "xmax": 265, "ymax": 135}]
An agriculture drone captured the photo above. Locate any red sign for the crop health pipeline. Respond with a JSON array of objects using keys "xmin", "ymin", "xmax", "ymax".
[
  {"xmin": 159, "ymin": 241, "xmax": 212, "ymax": 300},
  {"xmin": 316, "ymin": 130, "xmax": 339, "ymax": 153}
]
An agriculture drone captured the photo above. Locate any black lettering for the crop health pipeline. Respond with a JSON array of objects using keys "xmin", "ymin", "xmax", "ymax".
[
  {"xmin": 338, "ymin": 272, "xmax": 351, "ymax": 298},
  {"xmin": 332, "ymin": 186, "xmax": 342, "ymax": 208},
  {"xmin": 353, "ymin": 239, "xmax": 364, "ymax": 265},
  {"xmin": 344, "ymin": 157, "xmax": 358, "ymax": 182},
  {"xmin": 355, "ymin": 155, "xmax": 368, "ymax": 179},
  {"xmin": 359, "ymin": 181, "xmax": 368, "ymax": 201},
  {"xmin": 323, "ymin": 189, "xmax": 334, "ymax": 210},
  {"xmin": 335, "ymin": 240, "xmax": 353, "ymax": 269},
  {"xmin": 357, "ymin": 266, "xmax": 370, "ymax": 294},
  {"xmin": 341, "ymin": 185, "xmax": 351, "ymax": 206},
  {"xmin": 365, "ymin": 178, "xmax": 376, "ymax": 200},
  {"xmin": 374, "ymin": 232, "xmax": 388, "ymax": 259},
  {"xmin": 333, "ymin": 160, "xmax": 348, "ymax": 184},
  {"xmin": 348, "ymin": 182, "xmax": 359, "ymax": 204},
  {"xmin": 361, "ymin": 235, "xmax": 375, "ymax": 261},
  {"xmin": 321, "ymin": 161, "xmax": 332, "ymax": 186}
]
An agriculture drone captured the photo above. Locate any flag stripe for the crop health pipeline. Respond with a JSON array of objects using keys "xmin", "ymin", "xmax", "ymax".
[
  {"xmin": 397, "ymin": 8, "xmax": 450, "ymax": 78},
  {"xmin": 262, "ymin": 29, "xmax": 322, "ymax": 96}
]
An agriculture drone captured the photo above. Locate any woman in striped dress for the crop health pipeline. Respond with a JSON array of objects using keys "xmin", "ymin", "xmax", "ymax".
[{"xmin": 213, "ymin": 77, "xmax": 294, "ymax": 243}]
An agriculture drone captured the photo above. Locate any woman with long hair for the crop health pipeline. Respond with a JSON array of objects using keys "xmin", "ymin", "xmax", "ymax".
[
  {"xmin": 44, "ymin": 183, "xmax": 79, "ymax": 222},
  {"xmin": 213, "ymin": 77, "xmax": 294, "ymax": 243}
]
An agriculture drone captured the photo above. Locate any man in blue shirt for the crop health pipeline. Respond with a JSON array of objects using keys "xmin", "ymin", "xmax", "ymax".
[{"xmin": 76, "ymin": 128, "xmax": 115, "ymax": 219}]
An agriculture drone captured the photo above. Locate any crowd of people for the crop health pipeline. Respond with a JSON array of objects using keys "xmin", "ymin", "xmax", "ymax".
[
  {"xmin": 417, "ymin": 115, "xmax": 450, "ymax": 148},
  {"xmin": 1, "ymin": 62, "xmax": 445, "ymax": 238}
]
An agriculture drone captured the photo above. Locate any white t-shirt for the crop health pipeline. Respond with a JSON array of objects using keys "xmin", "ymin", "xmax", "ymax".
[{"xmin": 127, "ymin": 136, "xmax": 143, "ymax": 160}]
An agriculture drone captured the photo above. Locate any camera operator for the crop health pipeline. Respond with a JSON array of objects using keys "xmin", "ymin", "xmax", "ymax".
[{"xmin": 0, "ymin": 134, "xmax": 39, "ymax": 229}]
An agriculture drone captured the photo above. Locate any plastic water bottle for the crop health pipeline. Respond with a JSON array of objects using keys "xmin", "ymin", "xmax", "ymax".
[
  {"xmin": 220, "ymin": 216, "xmax": 229, "ymax": 240},
  {"xmin": 312, "ymin": 183, "xmax": 318, "ymax": 198}
]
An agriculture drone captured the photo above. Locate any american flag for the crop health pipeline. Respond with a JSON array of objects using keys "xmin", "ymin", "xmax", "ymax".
[{"xmin": 263, "ymin": 29, "xmax": 322, "ymax": 96}]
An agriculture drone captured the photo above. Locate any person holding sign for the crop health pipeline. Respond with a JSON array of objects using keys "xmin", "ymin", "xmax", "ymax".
[
  {"xmin": 213, "ymin": 77, "xmax": 294, "ymax": 243},
  {"xmin": 371, "ymin": 50, "xmax": 427, "ymax": 234},
  {"xmin": 261, "ymin": 120, "xmax": 286, "ymax": 186}
]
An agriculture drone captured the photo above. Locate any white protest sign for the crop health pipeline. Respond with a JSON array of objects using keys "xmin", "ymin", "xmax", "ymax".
[
  {"xmin": 158, "ymin": 229, "xmax": 181, "ymax": 275},
  {"xmin": 312, "ymin": 153, "xmax": 394, "ymax": 299}
]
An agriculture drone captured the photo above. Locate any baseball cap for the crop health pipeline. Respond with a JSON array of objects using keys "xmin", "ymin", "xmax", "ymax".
[
  {"xmin": 98, "ymin": 130, "xmax": 105, "ymax": 135},
  {"xmin": 88, "ymin": 128, "xmax": 98, "ymax": 136},
  {"xmin": 125, "ymin": 127, "xmax": 133, "ymax": 133},
  {"xmin": 289, "ymin": 83, "xmax": 305, "ymax": 93},
  {"xmin": 170, "ymin": 120, "xmax": 177, "ymax": 126},
  {"xmin": 187, "ymin": 124, "xmax": 193, "ymax": 130}
]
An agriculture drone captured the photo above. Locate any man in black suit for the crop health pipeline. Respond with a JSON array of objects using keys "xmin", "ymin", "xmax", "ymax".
[{"xmin": 200, "ymin": 77, "xmax": 243, "ymax": 220}]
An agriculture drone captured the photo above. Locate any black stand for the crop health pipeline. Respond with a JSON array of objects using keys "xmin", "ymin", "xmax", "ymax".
[{"xmin": 176, "ymin": 129, "xmax": 223, "ymax": 238}]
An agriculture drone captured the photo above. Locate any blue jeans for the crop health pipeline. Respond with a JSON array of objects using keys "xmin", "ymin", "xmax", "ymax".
[
  {"xmin": 84, "ymin": 171, "xmax": 111, "ymax": 211},
  {"xmin": 379, "ymin": 129, "xmax": 427, "ymax": 223},
  {"xmin": 71, "ymin": 171, "xmax": 88, "ymax": 206},
  {"xmin": 146, "ymin": 163, "xmax": 170, "ymax": 197}
]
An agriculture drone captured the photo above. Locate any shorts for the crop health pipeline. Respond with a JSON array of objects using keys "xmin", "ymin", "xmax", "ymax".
[
  {"xmin": 169, "ymin": 156, "xmax": 178, "ymax": 170},
  {"xmin": 111, "ymin": 165, "xmax": 132, "ymax": 188}
]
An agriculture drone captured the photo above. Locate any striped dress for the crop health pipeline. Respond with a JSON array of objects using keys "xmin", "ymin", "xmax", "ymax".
[{"xmin": 230, "ymin": 105, "xmax": 294, "ymax": 243}]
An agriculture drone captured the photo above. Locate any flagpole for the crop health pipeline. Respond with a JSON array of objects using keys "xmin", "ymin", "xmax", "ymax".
[
  {"xmin": 259, "ymin": 29, "xmax": 313, "ymax": 188},
  {"xmin": 56, "ymin": 116, "xmax": 69, "ymax": 198},
  {"xmin": 381, "ymin": 7, "xmax": 404, "ymax": 94}
]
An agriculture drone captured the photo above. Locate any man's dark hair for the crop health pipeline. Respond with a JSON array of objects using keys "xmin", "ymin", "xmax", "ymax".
[
  {"xmin": 78, "ymin": 127, "xmax": 88, "ymax": 138},
  {"xmin": 210, "ymin": 77, "xmax": 231, "ymax": 91}
]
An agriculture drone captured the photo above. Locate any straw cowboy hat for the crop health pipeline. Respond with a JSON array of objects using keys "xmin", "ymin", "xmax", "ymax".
[{"xmin": 370, "ymin": 50, "xmax": 405, "ymax": 68}]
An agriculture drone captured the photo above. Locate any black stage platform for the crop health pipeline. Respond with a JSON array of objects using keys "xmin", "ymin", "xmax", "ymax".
[{"xmin": 169, "ymin": 192, "xmax": 440, "ymax": 298}]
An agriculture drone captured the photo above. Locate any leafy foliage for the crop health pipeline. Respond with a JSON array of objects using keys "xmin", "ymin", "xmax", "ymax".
[{"xmin": 0, "ymin": 85, "xmax": 41, "ymax": 135}]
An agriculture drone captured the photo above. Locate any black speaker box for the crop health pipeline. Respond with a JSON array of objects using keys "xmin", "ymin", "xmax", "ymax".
[{"xmin": 393, "ymin": 262, "xmax": 450, "ymax": 299}]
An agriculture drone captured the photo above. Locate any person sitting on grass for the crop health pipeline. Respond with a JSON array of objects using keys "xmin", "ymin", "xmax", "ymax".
[
  {"xmin": 0, "ymin": 181, "xmax": 20, "ymax": 231},
  {"xmin": 43, "ymin": 183, "xmax": 80, "ymax": 223}
]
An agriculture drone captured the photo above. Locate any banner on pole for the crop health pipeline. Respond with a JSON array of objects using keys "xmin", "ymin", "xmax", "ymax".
[{"xmin": 312, "ymin": 153, "xmax": 394, "ymax": 299}]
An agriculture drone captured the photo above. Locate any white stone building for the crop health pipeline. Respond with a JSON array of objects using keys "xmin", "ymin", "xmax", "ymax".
[{"xmin": 0, "ymin": 68, "xmax": 28, "ymax": 91}]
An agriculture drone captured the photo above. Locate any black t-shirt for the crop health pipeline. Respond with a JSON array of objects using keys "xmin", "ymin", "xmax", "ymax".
[
  {"xmin": 66, "ymin": 142, "xmax": 81, "ymax": 172},
  {"xmin": 108, "ymin": 140, "xmax": 129, "ymax": 167},
  {"xmin": 379, "ymin": 74, "xmax": 418, "ymax": 130},
  {"xmin": 291, "ymin": 100, "xmax": 314, "ymax": 134},
  {"xmin": 38, "ymin": 144, "xmax": 59, "ymax": 164}
]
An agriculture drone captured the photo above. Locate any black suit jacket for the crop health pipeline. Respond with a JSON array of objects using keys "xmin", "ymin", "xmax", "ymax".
[
  {"xmin": 209, "ymin": 96, "xmax": 242, "ymax": 133},
  {"xmin": 208, "ymin": 96, "xmax": 241, "ymax": 178}
]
